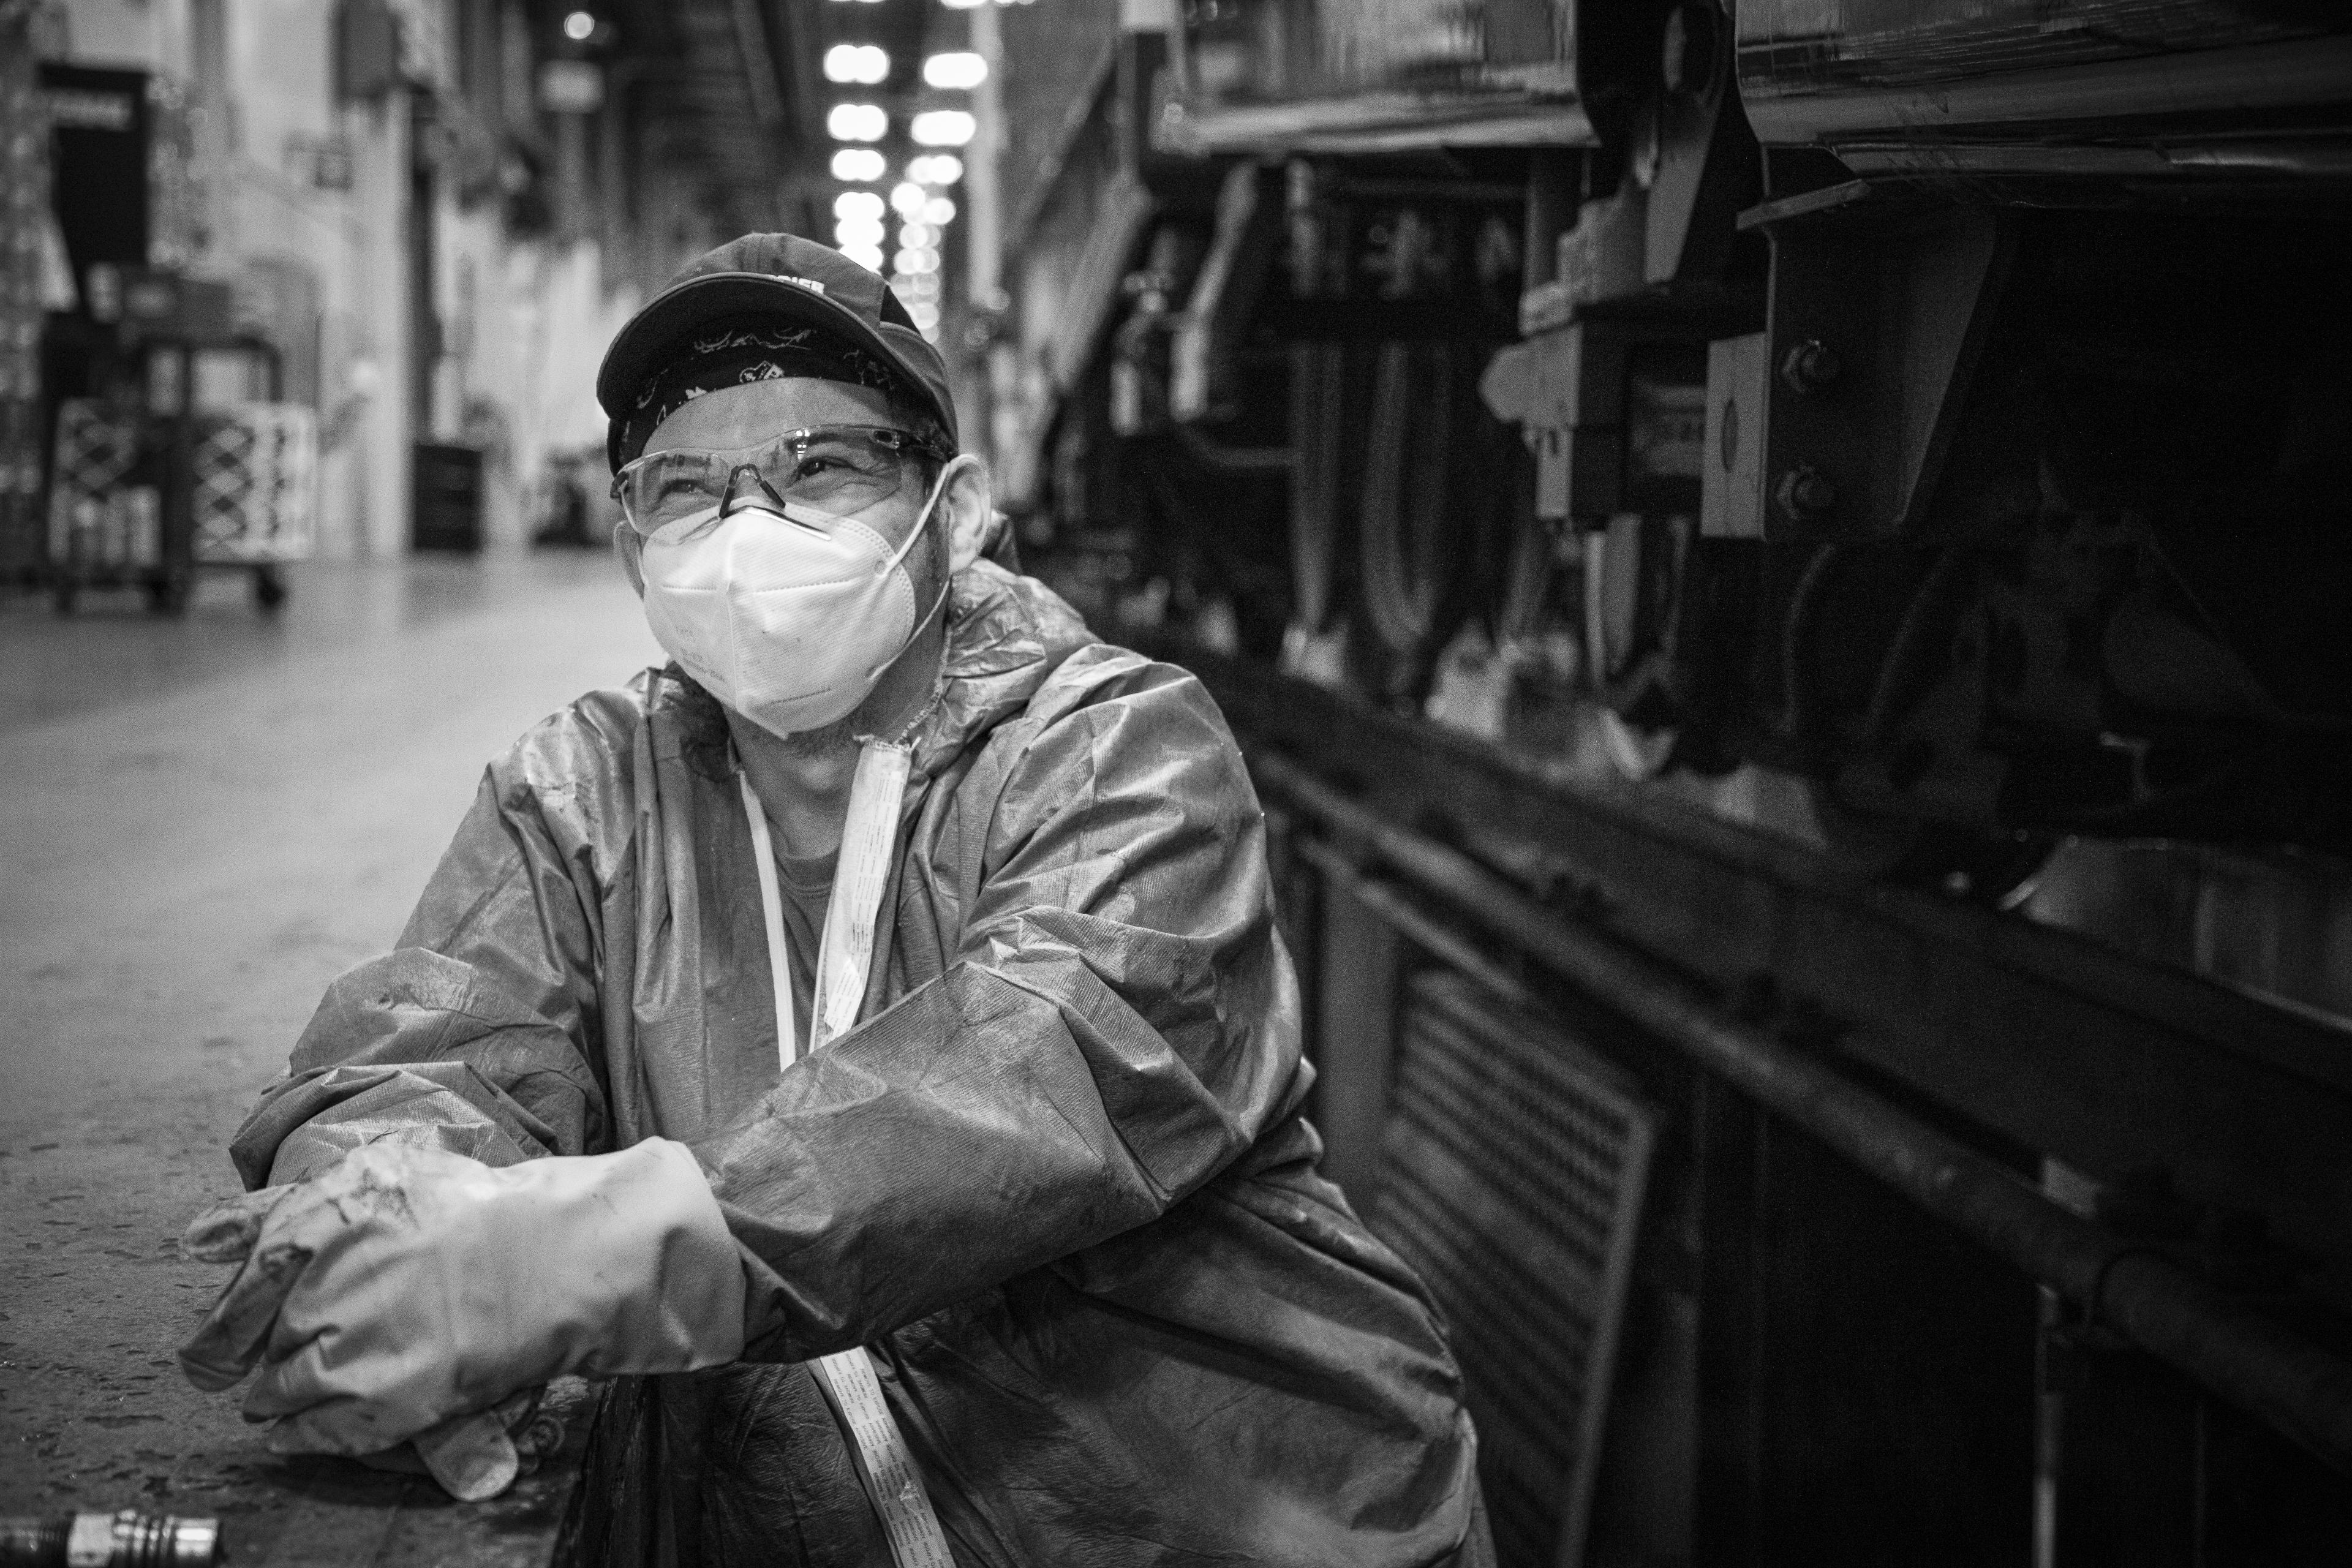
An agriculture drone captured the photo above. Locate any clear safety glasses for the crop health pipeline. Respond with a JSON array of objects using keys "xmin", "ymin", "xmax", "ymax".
[{"xmin": 611, "ymin": 424, "xmax": 953, "ymax": 538}]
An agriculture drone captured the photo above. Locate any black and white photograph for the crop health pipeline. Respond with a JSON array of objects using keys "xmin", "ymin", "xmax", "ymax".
[{"xmin": 1, "ymin": 0, "xmax": 2348, "ymax": 1562}]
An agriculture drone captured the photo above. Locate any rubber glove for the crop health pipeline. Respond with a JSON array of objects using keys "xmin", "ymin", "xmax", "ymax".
[{"xmin": 176, "ymin": 1140, "xmax": 745, "ymax": 1498}]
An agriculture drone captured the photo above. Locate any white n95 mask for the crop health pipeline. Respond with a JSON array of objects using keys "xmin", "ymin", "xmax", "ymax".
[{"xmin": 636, "ymin": 457, "xmax": 968, "ymax": 738}]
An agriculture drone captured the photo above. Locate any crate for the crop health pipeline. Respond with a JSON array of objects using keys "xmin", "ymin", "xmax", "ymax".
[{"xmin": 192, "ymin": 404, "xmax": 316, "ymax": 563}]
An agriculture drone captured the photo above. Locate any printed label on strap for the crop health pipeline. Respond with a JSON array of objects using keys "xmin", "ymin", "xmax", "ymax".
[{"xmin": 812, "ymin": 1349, "xmax": 956, "ymax": 1568}]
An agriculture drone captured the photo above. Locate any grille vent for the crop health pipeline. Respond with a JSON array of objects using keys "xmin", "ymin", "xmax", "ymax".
[{"xmin": 1372, "ymin": 970, "xmax": 1658, "ymax": 1568}]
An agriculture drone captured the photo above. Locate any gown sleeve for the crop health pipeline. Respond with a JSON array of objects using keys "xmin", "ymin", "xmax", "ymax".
[
  {"xmin": 695, "ymin": 654, "xmax": 1308, "ymax": 1362},
  {"xmin": 226, "ymin": 714, "xmax": 618, "ymax": 1191}
]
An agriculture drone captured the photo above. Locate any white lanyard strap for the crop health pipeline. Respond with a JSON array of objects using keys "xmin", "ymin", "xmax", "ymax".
[
  {"xmin": 739, "ymin": 771, "xmax": 797, "ymax": 1070},
  {"xmin": 809, "ymin": 741, "xmax": 912, "ymax": 1051},
  {"xmin": 739, "ymin": 742, "xmax": 952, "ymax": 1568}
]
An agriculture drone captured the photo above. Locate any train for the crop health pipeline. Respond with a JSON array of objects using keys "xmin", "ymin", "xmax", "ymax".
[{"xmin": 973, "ymin": 2, "xmax": 2352, "ymax": 1562}]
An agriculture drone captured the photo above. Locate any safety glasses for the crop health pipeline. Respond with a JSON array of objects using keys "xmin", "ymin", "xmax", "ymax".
[{"xmin": 611, "ymin": 424, "xmax": 953, "ymax": 538}]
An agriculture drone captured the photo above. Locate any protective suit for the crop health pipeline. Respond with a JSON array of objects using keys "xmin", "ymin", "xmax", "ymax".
[{"xmin": 228, "ymin": 559, "xmax": 1487, "ymax": 1567}]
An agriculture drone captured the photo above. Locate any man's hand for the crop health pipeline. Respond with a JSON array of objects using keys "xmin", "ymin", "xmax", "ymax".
[{"xmin": 176, "ymin": 1140, "xmax": 747, "ymax": 1498}]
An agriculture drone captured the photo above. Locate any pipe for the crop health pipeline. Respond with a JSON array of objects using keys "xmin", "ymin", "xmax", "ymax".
[
  {"xmin": 1252, "ymin": 750, "xmax": 2352, "ymax": 1475},
  {"xmin": 1289, "ymin": 835, "xmax": 1534, "ymax": 1011}
]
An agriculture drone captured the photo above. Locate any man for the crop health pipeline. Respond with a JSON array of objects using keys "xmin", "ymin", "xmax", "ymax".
[{"xmin": 178, "ymin": 235, "xmax": 1489, "ymax": 1567}]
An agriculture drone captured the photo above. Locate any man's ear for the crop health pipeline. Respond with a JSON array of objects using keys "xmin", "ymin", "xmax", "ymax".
[
  {"xmin": 942, "ymin": 458, "xmax": 1001, "ymax": 573},
  {"xmin": 613, "ymin": 522, "xmax": 646, "ymax": 596}
]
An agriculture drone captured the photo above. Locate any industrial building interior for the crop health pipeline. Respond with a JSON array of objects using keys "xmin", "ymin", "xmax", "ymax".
[{"xmin": 2, "ymin": 1, "xmax": 2350, "ymax": 1565}]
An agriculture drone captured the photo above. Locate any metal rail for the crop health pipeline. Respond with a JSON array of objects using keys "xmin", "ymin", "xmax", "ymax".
[{"xmin": 1253, "ymin": 750, "xmax": 2352, "ymax": 1476}]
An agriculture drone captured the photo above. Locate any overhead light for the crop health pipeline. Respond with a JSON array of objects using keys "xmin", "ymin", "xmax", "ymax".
[
  {"xmin": 562, "ymin": 10, "xmax": 595, "ymax": 41},
  {"xmin": 841, "ymin": 241, "xmax": 886, "ymax": 270},
  {"xmin": 905, "ymin": 154, "xmax": 963, "ymax": 187},
  {"xmin": 922, "ymin": 195, "xmax": 957, "ymax": 225},
  {"xmin": 833, "ymin": 190, "xmax": 885, "ymax": 220},
  {"xmin": 894, "ymin": 247, "xmax": 940, "ymax": 274},
  {"xmin": 827, "ymin": 102, "xmax": 888, "ymax": 141},
  {"xmin": 898, "ymin": 222, "xmax": 939, "ymax": 250},
  {"xmin": 910, "ymin": 110, "xmax": 976, "ymax": 148},
  {"xmin": 831, "ymin": 148, "xmax": 886, "ymax": 182},
  {"xmin": 921, "ymin": 51, "xmax": 987, "ymax": 89},
  {"xmin": 836, "ymin": 216, "xmax": 888, "ymax": 248},
  {"xmin": 889, "ymin": 181, "xmax": 927, "ymax": 217},
  {"xmin": 823, "ymin": 43, "xmax": 890, "ymax": 85},
  {"xmin": 939, "ymin": 0, "xmax": 984, "ymax": 9}
]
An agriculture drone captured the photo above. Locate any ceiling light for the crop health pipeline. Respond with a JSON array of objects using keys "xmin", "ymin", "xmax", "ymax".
[
  {"xmin": 905, "ymin": 154, "xmax": 963, "ymax": 186},
  {"xmin": 894, "ymin": 247, "xmax": 940, "ymax": 274},
  {"xmin": 898, "ymin": 222, "xmax": 939, "ymax": 249},
  {"xmin": 910, "ymin": 110, "xmax": 976, "ymax": 148},
  {"xmin": 830, "ymin": 148, "xmax": 886, "ymax": 182},
  {"xmin": 841, "ymin": 241, "xmax": 886, "ymax": 270},
  {"xmin": 562, "ymin": 10, "xmax": 595, "ymax": 41},
  {"xmin": 823, "ymin": 43, "xmax": 890, "ymax": 85},
  {"xmin": 922, "ymin": 195, "xmax": 957, "ymax": 225},
  {"xmin": 827, "ymin": 103, "xmax": 888, "ymax": 141},
  {"xmin": 890, "ymin": 181, "xmax": 927, "ymax": 216},
  {"xmin": 836, "ymin": 216, "xmax": 887, "ymax": 248},
  {"xmin": 833, "ymin": 190, "xmax": 885, "ymax": 220},
  {"xmin": 922, "ymin": 52, "xmax": 986, "ymax": 90}
]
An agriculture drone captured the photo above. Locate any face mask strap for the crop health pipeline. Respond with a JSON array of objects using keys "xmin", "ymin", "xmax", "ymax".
[
  {"xmin": 882, "ymin": 454, "xmax": 973, "ymax": 575},
  {"xmin": 861, "ymin": 455, "xmax": 974, "ymax": 683}
]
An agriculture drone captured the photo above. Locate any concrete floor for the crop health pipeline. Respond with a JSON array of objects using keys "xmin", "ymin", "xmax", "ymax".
[{"xmin": 0, "ymin": 554, "xmax": 659, "ymax": 1541}]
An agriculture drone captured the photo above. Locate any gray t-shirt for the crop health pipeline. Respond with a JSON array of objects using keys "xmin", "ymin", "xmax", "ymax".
[{"xmin": 775, "ymin": 846, "xmax": 837, "ymax": 1055}]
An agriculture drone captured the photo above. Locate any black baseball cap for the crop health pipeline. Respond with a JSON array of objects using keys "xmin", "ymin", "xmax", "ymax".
[{"xmin": 595, "ymin": 233, "xmax": 957, "ymax": 472}]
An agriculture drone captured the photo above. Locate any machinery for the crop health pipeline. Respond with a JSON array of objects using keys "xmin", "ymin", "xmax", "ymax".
[
  {"xmin": 986, "ymin": 2, "xmax": 2352, "ymax": 1562},
  {"xmin": 1015, "ymin": 0, "xmax": 2352, "ymax": 886}
]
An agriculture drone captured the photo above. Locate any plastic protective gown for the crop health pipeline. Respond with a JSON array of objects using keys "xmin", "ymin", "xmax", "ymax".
[{"xmin": 227, "ymin": 560, "xmax": 1487, "ymax": 1568}]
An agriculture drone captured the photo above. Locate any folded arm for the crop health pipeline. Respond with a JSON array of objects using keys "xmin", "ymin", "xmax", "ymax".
[{"xmin": 701, "ymin": 660, "xmax": 1306, "ymax": 1362}]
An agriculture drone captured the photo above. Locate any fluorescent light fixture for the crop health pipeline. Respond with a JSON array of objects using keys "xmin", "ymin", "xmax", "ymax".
[
  {"xmin": 890, "ymin": 181, "xmax": 927, "ymax": 216},
  {"xmin": 562, "ymin": 10, "xmax": 595, "ymax": 41},
  {"xmin": 827, "ymin": 102, "xmax": 888, "ymax": 141},
  {"xmin": 921, "ymin": 52, "xmax": 986, "ymax": 90},
  {"xmin": 823, "ymin": 43, "xmax": 890, "ymax": 84},
  {"xmin": 830, "ymin": 148, "xmax": 886, "ymax": 182},
  {"xmin": 922, "ymin": 196, "xmax": 957, "ymax": 225},
  {"xmin": 835, "ymin": 216, "xmax": 887, "ymax": 247},
  {"xmin": 905, "ymin": 154, "xmax": 963, "ymax": 186},
  {"xmin": 940, "ymin": 0, "xmax": 984, "ymax": 9},
  {"xmin": 894, "ymin": 247, "xmax": 940, "ymax": 274},
  {"xmin": 842, "ymin": 241, "xmax": 886, "ymax": 270},
  {"xmin": 910, "ymin": 110, "xmax": 976, "ymax": 148},
  {"xmin": 833, "ymin": 190, "xmax": 886, "ymax": 220},
  {"xmin": 898, "ymin": 222, "xmax": 940, "ymax": 250}
]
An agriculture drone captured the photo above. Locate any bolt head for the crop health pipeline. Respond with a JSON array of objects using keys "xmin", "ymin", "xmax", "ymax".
[
  {"xmin": 1779, "ymin": 338, "xmax": 1842, "ymax": 394},
  {"xmin": 1774, "ymin": 466, "xmax": 1836, "ymax": 520}
]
